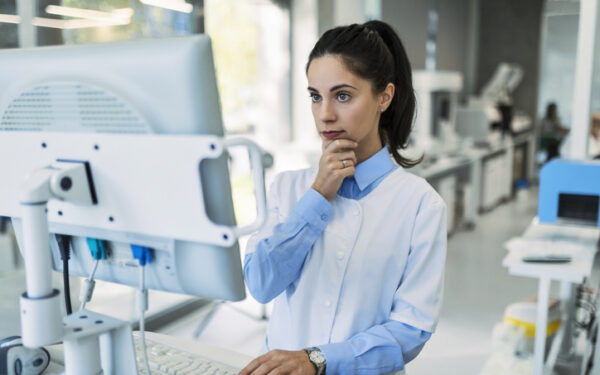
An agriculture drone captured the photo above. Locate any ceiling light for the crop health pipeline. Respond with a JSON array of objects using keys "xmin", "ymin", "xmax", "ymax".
[
  {"xmin": 45, "ymin": 5, "xmax": 132, "ymax": 25},
  {"xmin": 140, "ymin": 0, "xmax": 194, "ymax": 14},
  {"xmin": 0, "ymin": 14, "xmax": 20, "ymax": 24},
  {"xmin": 33, "ymin": 17, "xmax": 123, "ymax": 30}
]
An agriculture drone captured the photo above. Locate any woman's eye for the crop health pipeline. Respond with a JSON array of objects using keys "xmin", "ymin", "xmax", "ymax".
[
  {"xmin": 310, "ymin": 94, "xmax": 321, "ymax": 103},
  {"xmin": 337, "ymin": 93, "xmax": 350, "ymax": 102}
]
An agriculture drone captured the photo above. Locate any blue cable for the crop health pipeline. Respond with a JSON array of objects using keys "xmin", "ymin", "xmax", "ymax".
[{"xmin": 131, "ymin": 245, "xmax": 153, "ymax": 266}]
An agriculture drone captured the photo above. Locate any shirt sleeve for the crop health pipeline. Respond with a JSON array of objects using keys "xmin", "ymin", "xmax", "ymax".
[
  {"xmin": 317, "ymin": 321, "xmax": 431, "ymax": 375},
  {"xmin": 244, "ymin": 181, "xmax": 333, "ymax": 304},
  {"xmin": 390, "ymin": 193, "xmax": 447, "ymax": 332}
]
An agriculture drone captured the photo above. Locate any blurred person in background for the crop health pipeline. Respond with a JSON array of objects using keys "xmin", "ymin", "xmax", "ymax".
[
  {"xmin": 540, "ymin": 102, "xmax": 569, "ymax": 161},
  {"xmin": 589, "ymin": 112, "xmax": 600, "ymax": 159}
]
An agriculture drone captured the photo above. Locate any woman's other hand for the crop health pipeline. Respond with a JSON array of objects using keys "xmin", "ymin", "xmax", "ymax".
[
  {"xmin": 312, "ymin": 139, "xmax": 357, "ymax": 200},
  {"xmin": 238, "ymin": 349, "xmax": 316, "ymax": 375}
]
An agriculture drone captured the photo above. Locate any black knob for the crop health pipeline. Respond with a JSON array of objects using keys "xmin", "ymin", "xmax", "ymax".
[
  {"xmin": 60, "ymin": 177, "xmax": 73, "ymax": 191},
  {"xmin": 14, "ymin": 358, "xmax": 22, "ymax": 375}
]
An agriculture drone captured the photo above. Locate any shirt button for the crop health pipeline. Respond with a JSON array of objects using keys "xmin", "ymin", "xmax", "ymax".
[
  {"xmin": 336, "ymin": 251, "xmax": 344, "ymax": 260},
  {"xmin": 324, "ymin": 299, "xmax": 332, "ymax": 307},
  {"xmin": 320, "ymin": 214, "xmax": 328, "ymax": 221}
]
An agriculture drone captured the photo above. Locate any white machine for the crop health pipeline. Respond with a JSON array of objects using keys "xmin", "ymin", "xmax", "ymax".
[
  {"xmin": 412, "ymin": 70, "xmax": 463, "ymax": 153},
  {"xmin": 456, "ymin": 63, "xmax": 530, "ymax": 144},
  {"xmin": 0, "ymin": 35, "xmax": 267, "ymax": 374}
]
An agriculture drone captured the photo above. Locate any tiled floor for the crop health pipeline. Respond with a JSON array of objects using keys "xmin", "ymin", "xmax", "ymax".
[{"xmin": 156, "ymin": 186, "xmax": 544, "ymax": 374}]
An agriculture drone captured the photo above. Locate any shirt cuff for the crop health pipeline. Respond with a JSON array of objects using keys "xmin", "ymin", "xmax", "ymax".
[
  {"xmin": 290, "ymin": 188, "xmax": 333, "ymax": 232},
  {"xmin": 317, "ymin": 341, "xmax": 353, "ymax": 375}
]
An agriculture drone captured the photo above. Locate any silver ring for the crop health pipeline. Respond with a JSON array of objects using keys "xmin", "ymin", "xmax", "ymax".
[{"xmin": 342, "ymin": 159, "xmax": 347, "ymax": 168}]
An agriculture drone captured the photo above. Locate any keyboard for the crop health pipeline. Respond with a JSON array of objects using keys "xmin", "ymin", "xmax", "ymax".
[{"xmin": 134, "ymin": 332, "xmax": 248, "ymax": 375}]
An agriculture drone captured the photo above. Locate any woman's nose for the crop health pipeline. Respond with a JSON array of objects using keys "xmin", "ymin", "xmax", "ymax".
[{"xmin": 319, "ymin": 100, "xmax": 336, "ymax": 122}]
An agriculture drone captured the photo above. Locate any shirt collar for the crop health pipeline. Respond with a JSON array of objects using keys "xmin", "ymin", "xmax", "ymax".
[{"xmin": 353, "ymin": 146, "xmax": 395, "ymax": 191}]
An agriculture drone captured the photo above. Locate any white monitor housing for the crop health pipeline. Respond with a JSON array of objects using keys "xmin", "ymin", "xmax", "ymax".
[
  {"xmin": 0, "ymin": 35, "xmax": 267, "ymax": 374},
  {"xmin": 0, "ymin": 35, "xmax": 256, "ymax": 300}
]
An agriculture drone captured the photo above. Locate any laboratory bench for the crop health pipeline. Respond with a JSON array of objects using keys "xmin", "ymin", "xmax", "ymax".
[{"xmin": 410, "ymin": 131, "xmax": 537, "ymax": 233}]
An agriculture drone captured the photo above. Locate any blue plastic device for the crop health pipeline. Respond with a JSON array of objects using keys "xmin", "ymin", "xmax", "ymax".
[{"xmin": 538, "ymin": 159, "xmax": 600, "ymax": 227}]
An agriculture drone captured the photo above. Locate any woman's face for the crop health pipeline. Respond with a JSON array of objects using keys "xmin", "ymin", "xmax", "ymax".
[{"xmin": 307, "ymin": 54, "xmax": 393, "ymax": 162}]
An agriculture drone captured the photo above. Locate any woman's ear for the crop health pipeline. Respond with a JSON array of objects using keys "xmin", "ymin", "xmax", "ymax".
[{"xmin": 379, "ymin": 83, "xmax": 395, "ymax": 112}]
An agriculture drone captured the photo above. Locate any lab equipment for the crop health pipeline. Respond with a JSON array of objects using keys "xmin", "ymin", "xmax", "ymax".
[
  {"xmin": 0, "ymin": 35, "xmax": 267, "ymax": 374},
  {"xmin": 503, "ymin": 219, "xmax": 600, "ymax": 375},
  {"xmin": 481, "ymin": 62, "xmax": 524, "ymax": 105},
  {"xmin": 522, "ymin": 255, "xmax": 572, "ymax": 263},
  {"xmin": 412, "ymin": 70, "xmax": 463, "ymax": 152},
  {"xmin": 456, "ymin": 63, "xmax": 531, "ymax": 142},
  {"xmin": 503, "ymin": 298, "xmax": 562, "ymax": 352},
  {"xmin": 0, "ymin": 336, "xmax": 50, "ymax": 375},
  {"xmin": 538, "ymin": 159, "xmax": 600, "ymax": 227},
  {"xmin": 455, "ymin": 102, "xmax": 492, "ymax": 145},
  {"xmin": 574, "ymin": 283, "xmax": 596, "ymax": 330}
]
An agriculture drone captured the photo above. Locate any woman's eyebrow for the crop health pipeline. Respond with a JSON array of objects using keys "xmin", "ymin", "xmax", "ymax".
[
  {"xmin": 307, "ymin": 84, "xmax": 357, "ymax": 92},
  {"xmin": 329, "ymin": 84, "xmax": 356, "ymax": 92}
]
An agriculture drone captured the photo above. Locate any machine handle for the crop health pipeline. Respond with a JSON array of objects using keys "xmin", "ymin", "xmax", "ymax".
[{"xmin": 223, "ymin": 138, "xmax": 267, "ymax": 238}]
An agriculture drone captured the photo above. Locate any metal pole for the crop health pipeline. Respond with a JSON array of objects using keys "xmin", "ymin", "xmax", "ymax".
[
  {"xmin": 16, "ymin": 0, "xmax": 37, "ymax": 48},
  {"xmin": 567, "ymin": 0, "xmax": 598, "ymax": 159},
  {"xmin": 425, "ymin": 0, "xmax": 439, "ymax": 72},
  {"xmin": 534, "ymin": 277, "xmax": 551, "ymax": 375}
]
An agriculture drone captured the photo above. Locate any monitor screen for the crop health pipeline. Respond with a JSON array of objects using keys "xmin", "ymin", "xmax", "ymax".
[
  {"xmin": 558, "ymin": 193, "xmax": 600, "ymax": 225},
  {"xmin": 0, "ymin": 36, "xmax": 246, "ymax": 301}
]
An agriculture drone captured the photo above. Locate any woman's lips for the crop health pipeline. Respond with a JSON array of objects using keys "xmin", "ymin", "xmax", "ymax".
[{"xmin": 322, "ymin": 131, "xmax": 344, "ymax": 139}]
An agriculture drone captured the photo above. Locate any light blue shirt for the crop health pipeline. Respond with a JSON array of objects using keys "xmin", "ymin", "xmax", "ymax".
[{"xmin": 244, "ymin": 147, "xmax": 446, "ymax": 374}]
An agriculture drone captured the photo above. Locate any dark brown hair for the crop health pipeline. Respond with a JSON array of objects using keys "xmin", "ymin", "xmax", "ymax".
[{"xmin": 306, "ymin": 20, "xmax": 420, "ymax": 167}]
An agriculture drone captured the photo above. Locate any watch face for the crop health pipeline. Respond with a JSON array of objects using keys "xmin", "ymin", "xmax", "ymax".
[{"xmin": 309, "ymin": 350, "xmax": 325, "ymax": 365}]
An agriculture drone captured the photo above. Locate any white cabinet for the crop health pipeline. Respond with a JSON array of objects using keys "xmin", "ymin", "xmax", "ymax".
[{"xmin": 481, "ymin": 151, "xmax": 513, "ymax": 211}]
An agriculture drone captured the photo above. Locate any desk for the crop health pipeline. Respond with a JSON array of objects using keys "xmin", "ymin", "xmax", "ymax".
[
  {"xmin": 410, "ymin": 132, "xmax": 536, "ymax": 232},
  {"xmin": 503, "ymin": 219, "xmax": 600, "ymax": 375}
]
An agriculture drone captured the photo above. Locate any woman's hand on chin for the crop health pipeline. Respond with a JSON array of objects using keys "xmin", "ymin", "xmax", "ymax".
[{"xmin": 312, "ymin": 138, "xmax": 357, "ymax": 201}]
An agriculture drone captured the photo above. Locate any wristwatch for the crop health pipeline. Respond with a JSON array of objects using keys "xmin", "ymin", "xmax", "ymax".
[{"xmin": 304, "ymin": 347, "xmax": 326, "ymax": 375}]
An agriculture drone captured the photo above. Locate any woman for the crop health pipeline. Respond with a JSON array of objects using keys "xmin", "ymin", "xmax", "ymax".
[
  {"xmin": 589, "ymin": 112, "xmax": 600, "ymax": 159},
  {"xmin": 540, "ymin": 102, "xmax": 569, "ymax": 161},
  {"xmin": 240, "ymin": 20, "xmax": 447, "ymax": 375}
]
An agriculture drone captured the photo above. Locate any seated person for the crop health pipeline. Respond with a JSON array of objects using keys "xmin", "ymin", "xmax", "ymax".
[
  {"xmin": 589, "ymin": 112, "xmax": 600, "ymax": 159},
  {"xmin": 540, "ymin": 102, "xmax": 569, "ymax": 161}
]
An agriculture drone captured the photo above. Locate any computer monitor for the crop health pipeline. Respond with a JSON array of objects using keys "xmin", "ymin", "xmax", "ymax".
[{"xmin": 0, "ymin": 35, "xmax": 255, "ymax": 301}]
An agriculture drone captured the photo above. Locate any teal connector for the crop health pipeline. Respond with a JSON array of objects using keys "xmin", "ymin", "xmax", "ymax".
[{"xmin": 86, "ymin": 238, "xmax": 107, "ymax": 260}]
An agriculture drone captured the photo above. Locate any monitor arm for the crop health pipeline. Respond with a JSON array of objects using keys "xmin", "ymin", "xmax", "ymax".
[{"xmin": 20, "ymin": 161, "xmax": 137, "ymax": 375}]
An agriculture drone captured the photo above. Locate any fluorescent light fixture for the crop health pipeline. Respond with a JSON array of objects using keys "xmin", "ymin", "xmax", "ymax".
[
  {"xmin": 0, "ymin": 14, "xmax": 20, "ymax": 24},
  {"xmin": 32, "ymin": 17, "xmax": 69, "ymax": 29},
  {"xmin": 0, "ymin": 6, "xmax": 132, "ymax": 29},
  {"xmin": 140, "ymin": 0, "xmax": 194, "ymax": 14},
  {"xmin": 112, "ymin": 8, "xmax": 135, "ymax": 18},
  {"xmin": 45, "ymin": 5, "xmax": 133, "ymax": 24},
  {"xmin": 33, "ymin": 17, "xmax": 125, "ymax": 30}
]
